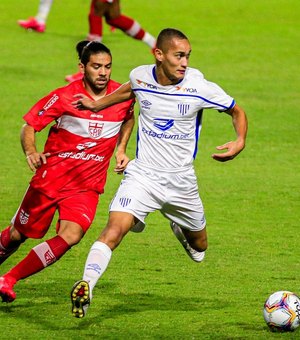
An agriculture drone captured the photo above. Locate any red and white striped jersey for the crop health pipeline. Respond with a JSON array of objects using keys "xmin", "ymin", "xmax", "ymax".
[{"xmin": 23, "ymin": 79, "xmax": 134, "ymax": 197}]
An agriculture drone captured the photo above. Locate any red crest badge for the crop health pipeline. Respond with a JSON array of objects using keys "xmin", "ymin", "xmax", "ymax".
[{"xmin": 88, "ymin": 122, "xmax": 104, "ymax": 139}]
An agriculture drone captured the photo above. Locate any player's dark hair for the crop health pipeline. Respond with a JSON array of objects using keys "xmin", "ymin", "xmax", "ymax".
[
  {"xmin": 78, "ymin": 41, "xmax": 112, "ymax": 66},
  {"xmin": 76, "ymin": 40, "xmax": 90, "ymax": 59},
  {"xmin": 156, "ymin": 28, "xmax": 188, "ymax": 51}
]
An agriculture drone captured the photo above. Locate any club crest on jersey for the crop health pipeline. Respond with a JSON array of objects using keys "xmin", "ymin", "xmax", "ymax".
[
  {"xmin": 88, "ymin": 122, "xmax": 104, "ymax": 139},
  {"xmin": 178, "ymin": 103, "xmax": 190, "ymax": 116},
  {"xmin": 19, "ymin": 209, "xmax": 29, "ymax": 225},
  {"xmin": 153, "ymin": 118, "xmax": 174, "ymax": 131}
]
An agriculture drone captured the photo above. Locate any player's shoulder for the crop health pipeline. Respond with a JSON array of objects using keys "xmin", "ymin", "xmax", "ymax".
[
  {"xmin": 130, "ymin": 64, "xmax": 153, "ymax": 77},
  {"xmin": 186, "ymin": 67, "xmax": 205, "ymax": 80}
]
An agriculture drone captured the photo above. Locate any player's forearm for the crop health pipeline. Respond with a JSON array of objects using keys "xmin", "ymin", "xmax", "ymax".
[
  {"xmin": 230, "ymin": 104, "xmax": 248, "ymax": 147},
  {"xmin": 20, "ymin": 124, "xmax": 37, "ymax": 156},
  {"xmin": 117, "ymin": 116, "xmax": 135, "ymax": 153},
  {"xmin": 94, "ymin": 82, "xmax": 134, "ymax": 111}
]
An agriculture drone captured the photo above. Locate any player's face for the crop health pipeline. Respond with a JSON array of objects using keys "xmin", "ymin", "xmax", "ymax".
[
  {"xmin": 83, "ymin": 52, "xmax": 112, "ymax": 93},
  {"xmin": 157, "ymin": 38, "xmax": 191, "ymax": 85}
]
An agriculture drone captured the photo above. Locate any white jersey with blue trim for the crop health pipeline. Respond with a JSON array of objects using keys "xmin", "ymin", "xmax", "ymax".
[{"xmin": 130, "ymin": 64, "xmax": 235, "ymax": 171}]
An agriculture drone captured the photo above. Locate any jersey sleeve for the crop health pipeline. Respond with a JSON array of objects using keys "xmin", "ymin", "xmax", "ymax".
[
  {"xmin": 200, "ymin": 79, "xmax": 235, "ymax": 112},
  {"xmin": 23, "ymin": 90, "xmax": 63, "ymax": 131},
  {"xmin": 124, "ymin": 99, "xmax": 135, "ymax": 121}
]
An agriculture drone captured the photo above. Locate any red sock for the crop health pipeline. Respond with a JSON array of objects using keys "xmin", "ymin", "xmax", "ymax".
[
  {"xmin": 89, "ymin": 0, "xmax": 103, "ymax": 36},
  {"xmin": 107, "ymin": 15, "xmax": 145, "ymax": 40},
  {"xmin": 6, "ymin": 235, "xmax": 70, "ymax": 282}
]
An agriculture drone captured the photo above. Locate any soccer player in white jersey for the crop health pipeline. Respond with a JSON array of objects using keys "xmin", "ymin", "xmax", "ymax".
[
  {"xmin": 0, "ymin": 41, "xmax": 135, "ymax": 304},
  {"xmin": 70, "ymin": 28, "xmax": 248, "ymax": 318}
]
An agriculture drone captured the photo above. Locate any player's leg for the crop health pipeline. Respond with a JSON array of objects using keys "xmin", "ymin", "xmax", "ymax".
[
  {"xmin": 165, "ymin": 168, "xmax": 207, "ymax": 262},
  {"xmin": 71, "ymin": 211, "xmax": 135, "ymax": 318},
  {"xmin": 0, "ymin": 188, "xmax": 58, "ymax": 302},
  {"xmin": 170, "ymin": 223, "xmax": 207, "ymax": 262},
  {"xmin": 104, "ymin": 0, "xmax": 156, "ymax": 50},
  {"xmin": 17, "ymin": 0, "xmax": 53, "ymax": 33},
  {"xmin": 0, "ymin": 191, "xmax": 98, "ymax": 303},
  {"xmin": 0, "ymin": 226, "xmax": 27, "ymax": 265},
  {"xmin": 87, "ymin": 0, "xmax": 104, "ymax": 41}
]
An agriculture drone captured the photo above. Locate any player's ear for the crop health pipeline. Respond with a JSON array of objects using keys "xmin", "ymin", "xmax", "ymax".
[
  {"xmin": 155, "ymin": 48, "xmax": 164, "ymax": 62},
  {"xmin": 78, "ymin": 62, "xmax": 85, "ymax": 74}
]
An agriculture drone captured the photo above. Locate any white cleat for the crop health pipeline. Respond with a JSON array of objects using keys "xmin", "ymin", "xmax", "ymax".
[{"xmin": 170, "ymin": 222, "xmax": 205, "ymax": 263}]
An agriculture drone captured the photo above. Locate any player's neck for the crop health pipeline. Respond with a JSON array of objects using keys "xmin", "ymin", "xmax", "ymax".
[{"xmin": 155, "ymin": 67, "xmax": 181, "ymax": 86}]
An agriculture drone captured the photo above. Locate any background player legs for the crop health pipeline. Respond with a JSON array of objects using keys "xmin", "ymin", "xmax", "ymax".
[{"xmin": 17, "ymin": 0, "xmax": 53, "ymax": 33}]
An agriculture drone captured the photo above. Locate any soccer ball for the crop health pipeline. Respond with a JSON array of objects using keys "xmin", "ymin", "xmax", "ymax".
[{"xmin": 263, "ymin": 291, "xmax": 300, "ymax": 332}]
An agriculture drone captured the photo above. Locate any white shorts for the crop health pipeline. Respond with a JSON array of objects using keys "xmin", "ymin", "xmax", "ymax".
[{"xmin": 109, "ymin": 160, "xmax": 206, "ymax": 232}]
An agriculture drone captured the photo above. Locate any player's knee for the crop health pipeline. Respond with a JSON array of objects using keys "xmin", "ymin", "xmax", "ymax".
[
  {"xmin": 10, "ymin": 225, "xmax": 26, "ymax": 243},
  {"xmin": 99, "ymin": 225, "xmax": 128, "ymax": 250},
  {"xmin": 58, "ymin": 223, "xmax": 84, "ymax": 246}
]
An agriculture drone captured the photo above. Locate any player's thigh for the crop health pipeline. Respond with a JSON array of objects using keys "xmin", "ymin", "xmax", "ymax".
[
  {"xmin": 109, "ymin": 176, "xmax": 161, "ymax": 225},
  {"xmin": 57, "ymin": 191, "xmax": 99, "ymax": 235},
  {"xmin": 104, "ymin": 0, "xmax": 121, "ymax": 20},
  {"xmin": 163, "ymin": 169, "xmax": 206, "ymax": 231},
  {"xmin": 12, "ymin": 186, "xmax": 57, "ymax": 238}
]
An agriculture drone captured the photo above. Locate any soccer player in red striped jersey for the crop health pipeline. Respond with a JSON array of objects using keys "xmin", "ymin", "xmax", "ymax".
[{"xmin": 0, "ymin": 41, "xmax": 135, "ymax": 303}]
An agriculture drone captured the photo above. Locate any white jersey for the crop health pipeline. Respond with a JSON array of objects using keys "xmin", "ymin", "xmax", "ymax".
[{"xmin": 129, "ymin": 65, "xmax": 235, "ymax": 171}]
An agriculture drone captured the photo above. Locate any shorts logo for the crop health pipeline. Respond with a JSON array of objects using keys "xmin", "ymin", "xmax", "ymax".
[
  {"xmin": 19, "ymin": 209, "xmax": 29, "ymax": 225},
  {"xmin": 153, "ymin": 118, "xmax": 174, "ymax": 131},
  {"xmin": 119, "ymin": 197, "xmax": 131, "ymax": 207},
  {"xmin": 88, "ymin": 122, "xmax": 104, "ymax": 139},
  {"xmin": 178, "ymin": 103, "xmax": 190, "ymax": 116}
]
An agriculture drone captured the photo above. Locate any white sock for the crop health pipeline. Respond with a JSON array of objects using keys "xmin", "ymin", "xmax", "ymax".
[
  {"xmin": 83, "ymin": 241, "xmax": 112, "ymax": 295},
  {"xmin": 142, "ymin": 32, "xmax": 156, "ymax": 48},
  {"xmin": 36, "ymin": 0, "xmax": 53, "ymax": 23}
]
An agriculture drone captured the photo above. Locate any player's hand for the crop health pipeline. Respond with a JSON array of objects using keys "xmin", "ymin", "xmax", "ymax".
[
  {"xmin": 26, "ymin": 152, "xmax": 50, "ymax": 171},
  {"xmin": 211, "ymin": 140, "xmax": 245, "ymax": 162},
  {"xmin": 72, "ymin": 94, "xmax": 96, "ymax": 111},
  {"xmin": 114, "ymin": 151, "xmax": 130, "ymax": 174}
]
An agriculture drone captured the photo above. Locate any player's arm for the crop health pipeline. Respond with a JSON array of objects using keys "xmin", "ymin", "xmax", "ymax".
[
  {"xmin": 73, "ymin": 82, "xmax": 135, "ymax": 112},
  {"xmin": 114, "ymin": 106, "xmax": 135, "ymax": 174},
  {"xmin": 20, "ymin": 123, "xmax": 50, "ymax": 171},
  {"xmin": 212, "ymin": 104, "xmax": 248, "ymax": 162}
]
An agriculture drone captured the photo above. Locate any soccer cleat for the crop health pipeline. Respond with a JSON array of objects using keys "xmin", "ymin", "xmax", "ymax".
[
  {"xmin": 65, "ymin": 72, "xmax": 83, "ymax": 83},
  {"xmin": 71, "ymin": 280, "xmax": 90, "ymax": 318},
  {"xmin": 86, "ymin": 33, "xmax": 102, "ymax": 42},
  {"xmin": 170, "ymin": 222, "xmax": 205, "ymax": 263},
  {"xmin": 17, "ymin": 17, "xmax": 46, "ymax": 33},
  {"xmin": 0, "ymin": 275, "xmax": 17, "ymax": 303}
]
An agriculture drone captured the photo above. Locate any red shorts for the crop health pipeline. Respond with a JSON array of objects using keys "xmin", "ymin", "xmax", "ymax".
[{"xmin": 12, "ymin": 186, "xmax": 99, "ymax": 238}]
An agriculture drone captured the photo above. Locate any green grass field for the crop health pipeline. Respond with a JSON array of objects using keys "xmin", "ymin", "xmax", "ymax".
[{"xmin": 1, "ymin": 0, "xmax": 300, "ymax": 338}]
